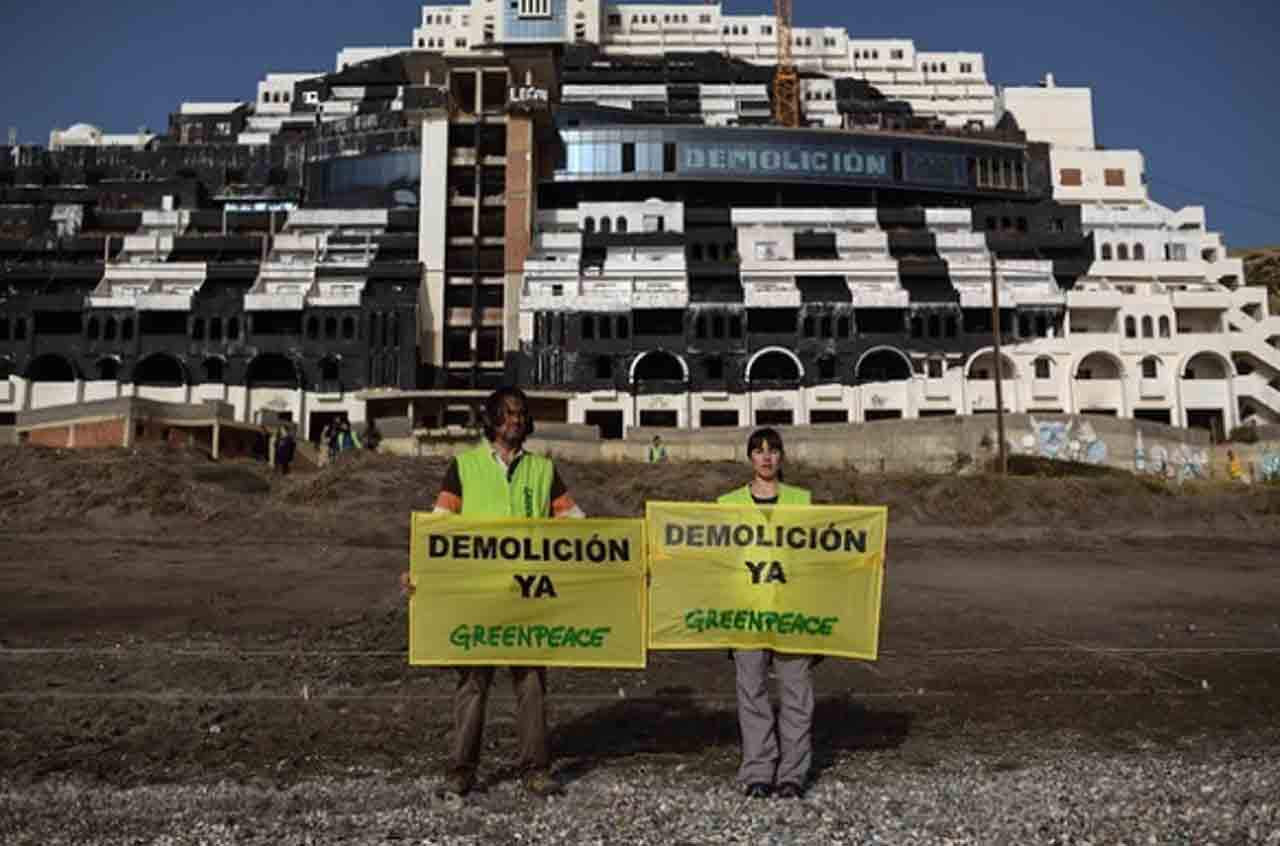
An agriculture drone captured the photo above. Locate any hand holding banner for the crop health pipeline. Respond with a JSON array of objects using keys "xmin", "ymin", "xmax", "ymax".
[
  {"xmin": 645, "ymin": 502, "xmax": 887, "ymax": 660},
  {"xmin": 409, "ymin": 514, "xmax": 647, "ymax": 668}
]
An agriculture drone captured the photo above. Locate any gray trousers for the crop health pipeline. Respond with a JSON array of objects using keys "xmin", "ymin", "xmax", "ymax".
[
  {"xmin": 449, "ymin": 666, "xmax": 549, "ymax": 775},
  {"xmin": 733, "ymin": 650, "xmax": 815, "ymax": 786}
]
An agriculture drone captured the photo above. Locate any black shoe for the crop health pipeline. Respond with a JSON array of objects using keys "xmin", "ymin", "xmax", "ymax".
[
  {"xmin": 775, "ymin": 782, "xmax": 805, "ymax": 799},
  {"xmin": 743, "ymin": 782, "xmax": 773, "ymax": 799},
  {"xmin": 436, "ymin": 769, "xmax": 475, "ymax": 798}
]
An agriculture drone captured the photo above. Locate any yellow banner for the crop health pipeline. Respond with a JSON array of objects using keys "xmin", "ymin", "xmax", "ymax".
[
  {"xmin": 409, "ymin": 515, "xmax": 647, "ymax": 668},
  {"xmin": 645, "ymin": 503, "xmax": 887, "ymax": 660}
]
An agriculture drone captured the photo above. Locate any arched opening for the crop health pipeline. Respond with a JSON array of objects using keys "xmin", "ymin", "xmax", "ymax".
[
  {"xmin": 319, "ymin": 356, "xmax": 341, "ymax": 390},
  {"xmin": 1158, "ymin": 316, "xmax": 1171, "ymax": 338},
  {"xmin": 246, "ymin": 353, "xmax": 301, "ymax": 388},
  {"xmin": 133, "ymin": 353, "xmax": 187, "ymax": 387},
  {"xmin": 616, "ymin": 216, "xmax": 628, "ymax": 233},
  {"xmin": 202, "ymin": 357, "xmax": 225, "ymax": 383},
  {"xmin": 632, "ymin": 350, "xmax": 687, "ymax": 383},
  {"xmin": 1140, "ymin": 356, "xmax": 1161, "ymax": 379},
  {"xmin": 1182, "ymin": 352, "xmax": 1231, "ymax": 380},
  {"xmin": 307, "ymin": 317, "xmax": 319, "ymax": 339},
  {"xmin": 1117, "ymin": 244, "xmax": 1129, "ymax": 261},
  {"xmin": 1101, "ymin": 243, "xmax": 1113, "ymax": 260},
  {"xmin": 325, "ymin": 317, "xmax": 337, "ymax": 340},
  {"xmin": 1075, "ymin": 352, "xmax": 1123, "ymax": 380},
  {"xmin": 95, "ymin": 357, "xmax": 120, "ymax": 381},
  {"xmin": 583, "ymin": 216, "xmax": 595, "ymax": 233},
  {"xmin": 1033, "ymin": 356, "xmax": 1054, "ymax": 380},
  {"xmin": 192, "ymin": 317, "xmax": 205, "ymax": 340},
  {"xmin": 1141, "ymin": 316, "xmax": 1153, "ymax": 338},
  {"xmin": 1133, "ymin": 243, "xmax": 1145, "ymax": 260},
  {"xmin": 209, "ymin": 317, "xmax": 223, "ymax": 341},
  {"xmin": 966, "ymin": 350, "xmax": 1016, "ymax": 380},
  {"xmin": 342, "ymin": 316, "xmax": 355, "ymax": 340},
  {"xmin": 690, "ymin": 243, "xmax": 704, "ymax": 261},
  {"xmin": 25, "ymin": 354, "xmax": 77, "ymax": 382},
  {"xmin": 1124, "ymin": 316, "xmax": 1137, "ymax": 338},
  {"xmin": 226, "ymin": 317, "xmax": 239, "ymax": 341},
  {"xmin": 855, "ymin": 347, "xmax": 911, "ymax": 384},
  {"xmin": 748, "ymin": 349, "xmax": 803, "ymax": 384},
  {"xmin": 599, "ymin": 217, "xmax": 612, "ymax": 234}
]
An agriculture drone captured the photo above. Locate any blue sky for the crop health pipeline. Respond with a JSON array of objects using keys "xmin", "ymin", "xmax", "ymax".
[{"xmin": 2, "ymin": 0, "xmax": 1278, "ymax": 247}]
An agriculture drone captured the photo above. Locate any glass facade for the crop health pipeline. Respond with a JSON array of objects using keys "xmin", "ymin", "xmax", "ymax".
[{"xmin": 305, "ymin": 150, "xmax": 421, "ymax": 209}]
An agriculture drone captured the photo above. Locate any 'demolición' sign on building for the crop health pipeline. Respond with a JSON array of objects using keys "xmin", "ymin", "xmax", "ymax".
[{"xmin": 680, "ymin": 142, "xmax": 892, "ymax": 182}]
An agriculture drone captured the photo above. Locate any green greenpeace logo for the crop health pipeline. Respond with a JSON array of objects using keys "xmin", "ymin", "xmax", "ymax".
[
  {"xmin": 684, "ymin": 608, "xmax": 838, "ymax": 636},
  {"xmin": 449, "ymin": 623, "xmax": 612, "ymax": 651}
]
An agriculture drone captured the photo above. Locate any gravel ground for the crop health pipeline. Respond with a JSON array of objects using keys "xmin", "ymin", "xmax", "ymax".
[{"xmin": 4, "ymin": 748, "xmax": 1278, "ymax": 845}]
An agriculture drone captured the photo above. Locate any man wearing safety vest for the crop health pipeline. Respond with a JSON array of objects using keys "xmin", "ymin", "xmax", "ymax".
[
  {"xmin": 718, "ymin": 427, "xmax": 818, "ymax": 800},
  {"xmin": 429, "ymin": 386, "xmax": 583, "ymax": 799}
]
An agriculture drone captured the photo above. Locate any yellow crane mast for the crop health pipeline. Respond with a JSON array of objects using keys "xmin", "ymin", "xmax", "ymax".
[{"xmin": 772, "ymin": 0, "xmax": 801, "ymax": 127}]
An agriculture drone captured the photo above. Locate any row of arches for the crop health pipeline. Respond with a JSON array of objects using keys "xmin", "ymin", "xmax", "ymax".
[
  {"xmin": 6, "ymin": 352, "xmax": 349, "ymax": 388},
  {"xmin": 620, "ymin": 347, "xmax": 1237, "ymax": 386},
  {"xmin": 1100, "ymin": 242, "xmax": 1146, "ymax": 261},
  {"xmin": 1124, "ymin": 315, "xmax": 1171, "ymax": 339},
  {"xmin": 582, "ymin": 216, "xmax": 627, "ymax": 235}
]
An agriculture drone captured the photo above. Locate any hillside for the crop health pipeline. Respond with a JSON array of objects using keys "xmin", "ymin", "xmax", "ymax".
[{"xmin": 1233, "ymin": 245, "xmax": 1280, "ymax": 311}]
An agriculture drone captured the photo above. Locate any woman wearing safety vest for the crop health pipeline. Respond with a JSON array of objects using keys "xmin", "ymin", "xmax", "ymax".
[{"xmin": 718, "ymin": 427, "xmax": 816, "ymax": 800}]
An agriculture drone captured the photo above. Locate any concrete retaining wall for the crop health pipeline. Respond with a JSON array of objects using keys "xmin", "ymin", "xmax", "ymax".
[{"xmin": 377, "ymin": 414, "xmax": 1233, "ymax": 477}]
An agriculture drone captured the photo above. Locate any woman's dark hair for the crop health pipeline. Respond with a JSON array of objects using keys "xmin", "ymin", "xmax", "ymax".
[
  {"xmin": 746, "ymin": 427, "xmax": 785, "ymax": 481},
  {"xmin": 482, "ymin": 386, "xmax": 535, "ymax": 441},
  {"xmin": 746, "ymin": 427, "xmax": 785, "ymax": 456}
]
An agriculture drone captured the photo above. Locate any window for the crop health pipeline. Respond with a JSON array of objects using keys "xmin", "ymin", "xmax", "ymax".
[
  {"xmin": 617, "ymin": 317, "xmax": 629, "ymax": 339},
  {"xmin": 1059, "ymin": 168, "xmax": 1083, "ymax": 187},
  {"xmin": 891, "ymin": 49, "xmax": 904, "ymax": 59},
  {"xmin": 695, "ymin": 315, "xmax": 706, "ymax": 339},
  {"xmin": 616, "ymin": 217, "xmax": 628, "ymax": 233},
  {"xmin": 455, "ymin": 38, "xmax": 467, "ymax": 48},
  {"xmin": 621, "ymin": 142, "xmax": 635, "ymax": 173},
  {"xmin": 1101, "ymin": 243, "xmax": 1113, "ymax": 260},
  {"xmin": 595, "ymin": 356, "xmax": 614, "ymax": 380},
  {"xmin": 1117, "ymin": 244, "xmax": 1129, "ymax": 261},
  {"xmin": 517, "ymin": 0, "xmax": 551, "ymax": 18},
  {"xmin": 663, "ymin": 143, "xmax": 677, "ymax": 173},
  {"xmin": 1104, "ymin": 169, "xmax": 1126, "ymax": 187},
  {"xmin": 304, "ymin": 91, "xmax": 319, "ymax": 105},
  {"xmin": 1159, "ymin": 316, "xmax": 1171, "ymax": 338},
  {"xmin": 643, "ymin": 214, "xmax": 665, "ymax": 233},
  {"xmin": 1142, "ymin": 357, "xmax": 1158, "ymax": 379},
  {"xmin": 762, "ymin": 25, "xmax": 773, "ymax": 35},
  {"xmin": 227, "ymin": 317, "xmax": 240, "ymax": 340},
  {"xmin": 583, "ymin": 216, "xmax": 595, "ymax": 233},
  {"xmin": 754, "ymin": 241, "xmax": 778, "ymax": 261},
  {"xmin": 215, "ymin": 121, "xmax": 232, "ymax": 135},
  {"xmin": 960, "ymin": 62, "xmax": 973, "ymax": 73},
  {"xmin": 1133, "ymin": 243, "xmax": 1145, "ymax": 260},
  {"xmin": 927, "ymin": 358, "xmax": 944, "ymax": 379},
  {"xmin": 1035, "ymin": 358, "xmax": 1052, "ymax": 379},
  {"xmin": 1125, "ymin": 316, "xmax": 1137, "ymax": 338},
  {"xmin": 582, "ymin": 315, "xmax": 594, "ymax": 340},
  {"xmin": 1141, "ymin": 316, "xmax": 1153, "ymax": 338}
]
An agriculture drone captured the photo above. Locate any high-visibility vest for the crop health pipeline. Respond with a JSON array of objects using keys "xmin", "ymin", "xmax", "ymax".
[
  {"xmin": 455, "ymin": 444, "xmax": 555, "ymax": 518},
  {"xmin": 717, "ymin": 483, "xmax": 812, "ymax": 506}
]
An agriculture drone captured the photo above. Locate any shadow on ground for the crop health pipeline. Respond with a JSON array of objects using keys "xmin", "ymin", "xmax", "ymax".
[{"xmin": 548, "ymin": 687, "xmax": 911, "ymax": 784}]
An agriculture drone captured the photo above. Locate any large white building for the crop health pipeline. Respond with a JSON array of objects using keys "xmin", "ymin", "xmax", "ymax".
[{"xmin": 2, "ymin": 0, "xmax": 1275, "ymax": 443}]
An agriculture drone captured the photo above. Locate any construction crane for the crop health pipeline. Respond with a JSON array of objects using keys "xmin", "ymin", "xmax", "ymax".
[{"xmin": 772, "ymin": 0, "xmax": 801, "ymax": 127}]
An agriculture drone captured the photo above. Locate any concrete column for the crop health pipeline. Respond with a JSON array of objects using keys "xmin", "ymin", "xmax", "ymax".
[
  {"xmin": 212, "ymin": 420, "xmax": 221, "ymax": 460},
  {"xmin": 419, "ymin": 114, "xmax": 450, "ymax": 370}
]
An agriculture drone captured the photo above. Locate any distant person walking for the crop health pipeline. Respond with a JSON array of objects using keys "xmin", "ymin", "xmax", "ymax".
[
  {"xmin": 321, "ymin": 422, "xmax": 338, "ymax": 466},
  {"xmin": 337, "ymin": 420, "xmax": 361, "ymax": 453},
  {"xmin": 1227, "ymin": 448, "xmax": 1244, "ymax": 482},
  {"xmin": 274, "ymin": 426, "xmax": 296, "ymax": 475},
  {"xmin": 647, "ymin": 434, "xmax": 669, "ymax": 463},
  {"xmin": 364, "ymin": 419, "xmax": 382, "ymax": 453}
]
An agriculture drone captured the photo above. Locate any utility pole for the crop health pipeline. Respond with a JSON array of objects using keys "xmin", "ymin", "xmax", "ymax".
[
  {"xmin": 772, "ymin": 0, "xmax": 801, "ymax": 127},
  {"xmin": 990, "ymin": 251, "xmax": 1008, "ymax": 475}
]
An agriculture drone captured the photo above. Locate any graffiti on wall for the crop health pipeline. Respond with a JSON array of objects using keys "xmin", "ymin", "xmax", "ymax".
[
  {"xmin": 1134, "ymin": 430, "xmax": 1208, "ymax": 482},
  {"xmin": 1019, "ymin": 416, "xmax": 1109, "ymax": 465},
  {"xmin": 1262, "ymin": 451, "xmax": 1280, "ymax": 482}
]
